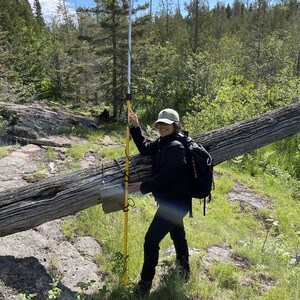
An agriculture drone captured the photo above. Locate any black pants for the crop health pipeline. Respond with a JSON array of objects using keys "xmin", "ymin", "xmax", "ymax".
[{"xmin": 141, "ymin": 205, "xmax": 189, "ymax": 282}]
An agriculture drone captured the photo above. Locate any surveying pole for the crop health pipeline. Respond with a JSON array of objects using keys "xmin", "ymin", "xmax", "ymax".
[{"xmin": 123, "ymin": 0, "xmax": 133, "ymax": 286}]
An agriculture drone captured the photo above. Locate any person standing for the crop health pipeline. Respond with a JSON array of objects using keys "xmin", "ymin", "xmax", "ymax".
[{"xmin": 128, "ymin": 108, "xmax": 191, "ymax": 297}]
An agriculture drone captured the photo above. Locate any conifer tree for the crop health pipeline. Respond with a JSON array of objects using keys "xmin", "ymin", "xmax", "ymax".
[
  {"xmin": 212, "ymin": 2, "xmax": 227, "ymax": 44},
  {"xmin": 0, "ymin": 29, "xmax": 28, "ymax": 102},
  {"xmin": 185, "ymin": 0, "xmax": 210, "ymax": 53},
  {"xmin": 76, "ymin": 0, "xmax": 148, "ymax": 118},
  {"xmin": 0, "ymin": 0, "xmax": 53, "ymax": 98},
  {"xmin": 33, "ymin": 0, "xmax": 46, "ymax": 27},
  {"xmin": 50, "ymin": 0, "xmax": 89, "ymax": 102}
]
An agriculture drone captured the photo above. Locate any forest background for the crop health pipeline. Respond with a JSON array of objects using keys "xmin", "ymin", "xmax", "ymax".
[
  {"xmin": 0, "ymin": 0, "xmax": 299, "ymax": 299},
  {"xmin": 1, "ymin": 0, "xmax": 299, "ymax": 178}
]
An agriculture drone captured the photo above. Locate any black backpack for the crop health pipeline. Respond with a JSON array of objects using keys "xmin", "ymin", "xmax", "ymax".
[{"xmin": 177, "ymin": 132, "xmax": 214, "ymax": 217}]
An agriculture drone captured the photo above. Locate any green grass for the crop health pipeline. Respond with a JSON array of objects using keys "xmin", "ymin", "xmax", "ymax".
[
  {"xmin": 64, "ymin": 129, "xmax": 138, "ymax": 163},
  {"xmin": 59, "ymin": 158, "xmax": 300, "ymax": 299},
  {"xmin": 45, "ymin": 147, "xmax": 57, "ymax": 161},
  {"xmin": 57, "ymin": 129, "xmax": 300, "ymax": 299},
  {"xmin": 0, "ymin": 146, "xmax": 8, "ymax": 158}
]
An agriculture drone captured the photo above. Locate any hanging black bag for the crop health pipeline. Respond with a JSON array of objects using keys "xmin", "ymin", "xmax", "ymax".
[{"xmin": 177, "ymin": 132, "xmax": 214, "ymax": 216}]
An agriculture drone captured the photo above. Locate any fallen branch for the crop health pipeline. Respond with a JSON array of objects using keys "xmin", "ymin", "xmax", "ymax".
[{"xmin": 0, "ymin": 103, "xmax": 299, "ymax": 237}]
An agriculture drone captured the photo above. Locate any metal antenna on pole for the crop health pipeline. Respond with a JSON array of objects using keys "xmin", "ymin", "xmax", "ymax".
[
  {"xmin": 127, "ymin": 0, "xmax": 132, "ymax": 96},
  {"xmin": 123, "ymin": 0, "xmax": 133, "ymax": 287}
]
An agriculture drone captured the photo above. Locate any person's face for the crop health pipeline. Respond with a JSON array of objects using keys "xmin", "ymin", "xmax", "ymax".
[{"xmin": 155, "ymin": 122, "xmax": 175, "ymax": 137}]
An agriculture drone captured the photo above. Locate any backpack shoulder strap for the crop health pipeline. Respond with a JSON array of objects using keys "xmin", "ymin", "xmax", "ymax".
[
  {"xmin": 176, "ymin": 132, "xmax": 194, "ymax": 217},
  {"xmin": 177, "ymin": 131, "xmax": 192, "ymax": 145}
]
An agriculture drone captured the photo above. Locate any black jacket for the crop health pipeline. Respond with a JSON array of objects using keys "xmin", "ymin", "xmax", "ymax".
[{"xmin": 130, "ymin": 126, "xmax": 191, "ymax": 212}]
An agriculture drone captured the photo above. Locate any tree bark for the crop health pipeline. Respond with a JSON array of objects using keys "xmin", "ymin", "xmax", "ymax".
[{"xmin": 0, "ymin": 103, "xmax": 299, "ymax": 237}]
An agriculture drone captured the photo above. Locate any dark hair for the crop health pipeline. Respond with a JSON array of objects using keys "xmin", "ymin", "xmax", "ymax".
[{"xmin": 173, "ymin": 122, "xmax": 181, "ymax": 134}]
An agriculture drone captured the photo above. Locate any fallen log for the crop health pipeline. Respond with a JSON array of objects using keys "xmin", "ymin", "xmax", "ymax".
[{"xmin": 0, "ymin": 103, "xmax": 299, "ymax": 237}]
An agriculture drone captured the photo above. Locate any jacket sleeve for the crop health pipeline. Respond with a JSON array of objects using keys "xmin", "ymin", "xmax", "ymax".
[
  {"xmin": 130, "ymin": 125, "xmax": 158, "ymax": 156},
  {"xmin": 140, "ymin": 141, "xmax": 186, "ymax": 194}
]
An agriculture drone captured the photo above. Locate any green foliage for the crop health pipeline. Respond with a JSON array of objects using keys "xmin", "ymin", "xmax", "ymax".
[
  {"xmin": 0, "ymin": 146, "xmax": 8, "ymax": 159},
  {"xmin": 33, "ymin": 0, "xmax": 45, "ymax": 28},
  {"xmin": 0, "ymin": 0, "xmax": 50, "ymax": 99},
  {"xmin": 22, "ymin": 167, "xmax": 49, "ymax": 183},
  {"xmin": 75, "ymin": 279, "xmax": 96, "ymax": 300},
  {"xmin": 135, "ymin": 42, "xmax": 189, "ymax": 121},
  {"xmin": 183, "ymin": 73, "xmax": 300, "ymax": 135},
  {"xmin": 63, "ymin": 129, "xmax": 131, "ymax": 165},
  {"xmin": 224, "ymin": 135, "xmax": 300, "ymax": 184},
  {"xmin": 184, "ymin": 76, "xmax": 256, "ymax": 133},
  {"xmin": 0, "ymin": 30, "xmax": 26, "ymax": 102},
  {"xmin": 148, "ymin": 268, "xmax": 188, "ymax": 299},
  {"xmin": 209, "ymin": 262, "xmax": 239, "ymax": 290},
  {"xmin": 109, "ymin": 251, "xmax": 129, "ymax": 284},
  {"xmin": 18, "ymin": 293, "xmax": 37, "ymax": 300},
  {"xmin": 47, "ymin": 278, "xmax": 62, "ymax": 299},
  {"xmin": 0, "ymin": 0, "xmax": 299, "ymax": 123},
  {"xmin": 45, "ymin": 147, "xmax": 57, "ymax": 162},
  {"xmin": 0, "ymin": 117, "xmax": 9, "ymax": 133},
  {"xmin": 18, "ymin": 277, "xmax": 62, "ymax": 300}
]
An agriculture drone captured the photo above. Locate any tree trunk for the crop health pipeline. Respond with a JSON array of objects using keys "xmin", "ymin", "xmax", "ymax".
[{"xmin": 0, "ymin": 103, "xmax": 299, "ymax": 237}]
